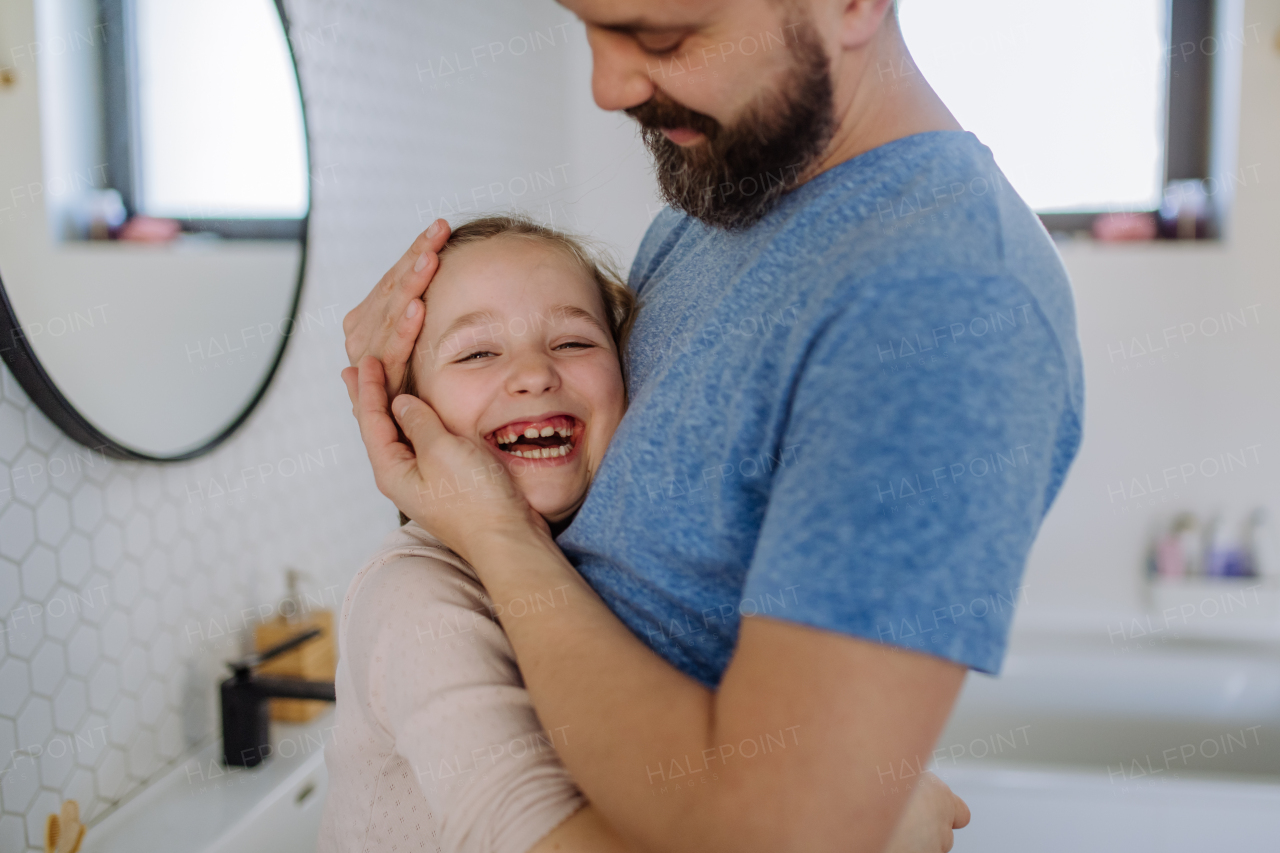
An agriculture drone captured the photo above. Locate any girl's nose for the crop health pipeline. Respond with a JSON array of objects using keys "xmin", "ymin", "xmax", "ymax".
[{"xmin": 505, "ymin": 351, "xmax": 560, "ymax": 396}]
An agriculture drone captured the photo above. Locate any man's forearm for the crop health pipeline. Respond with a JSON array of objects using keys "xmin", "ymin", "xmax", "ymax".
[{"xmin": 467, "ymin": 529, "xmax": 749, "ymax": 853}]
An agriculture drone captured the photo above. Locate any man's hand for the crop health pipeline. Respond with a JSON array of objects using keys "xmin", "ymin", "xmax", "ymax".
[
  {"xmin": 342, "ymin": 219, "xmax": 451, "ymax": 400},
  {"xmin": 883, "ymin": 772, "xmax": 971, "ymax": 853},
  {"xmin": 340, "ymin": 357, "xmax": 547, "ymax": 555}
]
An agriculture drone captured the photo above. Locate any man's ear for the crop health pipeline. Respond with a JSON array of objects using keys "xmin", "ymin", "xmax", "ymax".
[{"xmin": 837, "ymin": 0, "xmax": 897, "ymax": 49}]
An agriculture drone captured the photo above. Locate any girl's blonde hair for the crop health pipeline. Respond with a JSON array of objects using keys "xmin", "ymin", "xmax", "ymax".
[{"xmin": 399, "ymin": 214, "xmax": 639, "ymax": 398}]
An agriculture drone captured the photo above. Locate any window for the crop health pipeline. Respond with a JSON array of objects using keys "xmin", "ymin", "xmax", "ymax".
[
  {"xmin": 898, "ymin": 0, "xmax": 1224, "ymax": 237},
  {"xmin": 101, "ymin": 0, "xmax": 308, "ymax": 238}
]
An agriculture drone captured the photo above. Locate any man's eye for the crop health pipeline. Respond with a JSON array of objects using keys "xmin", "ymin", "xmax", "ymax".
[{"xmin": 637, "ymin": 33, "xmax": 685, "ymax": 54}]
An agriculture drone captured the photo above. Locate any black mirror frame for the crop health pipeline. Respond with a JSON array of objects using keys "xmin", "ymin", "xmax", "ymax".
[{"xmin": 0, "ymin": 0, "xmax": 311, "ymax": 462}]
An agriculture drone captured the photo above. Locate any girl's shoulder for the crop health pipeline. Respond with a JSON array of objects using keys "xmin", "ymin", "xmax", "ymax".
[{"xmin": 339, "ymin": 522, "xmax": 495, "ymax": 640}]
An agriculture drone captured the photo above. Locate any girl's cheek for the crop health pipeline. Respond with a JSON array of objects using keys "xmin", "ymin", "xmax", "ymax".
[{"xmin": 426, "ymin": 375, "xmax": 492, "ymax": 436}]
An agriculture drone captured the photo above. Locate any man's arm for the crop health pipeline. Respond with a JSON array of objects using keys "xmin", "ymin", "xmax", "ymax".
[
  {"xmin": 344, "ymin": 360, "xmax": 968, "ymax": 853},
  {"xmin": 460, "ymin": 523, "xmax": 967, "ymax": 853}
]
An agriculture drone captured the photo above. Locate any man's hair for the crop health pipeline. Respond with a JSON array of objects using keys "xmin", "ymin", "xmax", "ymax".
[{"xmin": 399, "ymin": 214, "xmax": 639, "ymax": 399}]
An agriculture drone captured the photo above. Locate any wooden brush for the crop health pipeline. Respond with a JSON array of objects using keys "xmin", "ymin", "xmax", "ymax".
[{"xmin": 45, "ymin": 800, "xmax": 85, "ymax": 853}]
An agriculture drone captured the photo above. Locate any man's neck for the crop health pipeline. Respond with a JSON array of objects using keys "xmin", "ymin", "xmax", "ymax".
[{"xmin": 805, "ymin": 20, "xmax": 961, "ymax": 183}]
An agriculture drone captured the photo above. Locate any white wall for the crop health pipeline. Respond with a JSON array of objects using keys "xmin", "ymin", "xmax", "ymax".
[{"xmin": 1018, "ymin": 0, "xmax": 1280, "ymax": 627}]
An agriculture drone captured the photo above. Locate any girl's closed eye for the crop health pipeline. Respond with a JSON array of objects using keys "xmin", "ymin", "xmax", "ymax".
[{"xmin": 454, "ymin": 349, "xmax": 499, "ymax": 363}]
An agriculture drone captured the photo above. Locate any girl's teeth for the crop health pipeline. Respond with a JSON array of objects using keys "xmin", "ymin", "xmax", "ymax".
[
  {"xmin": 524, "ymin": 427, "xmax": 540, "ymax": 439},
  {"xmin": 539, "ymin": 426, "xmax": 555, "ymax": 437},
  {"xmin": 504, "ymin": 443, "xmax": 573, "ymax": 459}
]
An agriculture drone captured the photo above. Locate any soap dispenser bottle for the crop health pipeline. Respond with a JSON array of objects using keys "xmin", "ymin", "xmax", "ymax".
[{"xmin": 254, "ymin": 568, "xmax": 336, "ymax": 722}]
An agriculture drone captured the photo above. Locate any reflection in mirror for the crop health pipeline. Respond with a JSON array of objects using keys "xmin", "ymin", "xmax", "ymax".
[{"xmin": 0, "ymin": 0, "xmax": 310, "ymax": 459}]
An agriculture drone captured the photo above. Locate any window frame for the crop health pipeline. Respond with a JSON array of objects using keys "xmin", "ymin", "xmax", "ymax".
[
  {"xmin": 1038, "ymin": 0, "xmax": 1218, "ymax": 239},
  {"xmin": 98, "ymin": 0, "xmax": 307, "ymax": 240}
]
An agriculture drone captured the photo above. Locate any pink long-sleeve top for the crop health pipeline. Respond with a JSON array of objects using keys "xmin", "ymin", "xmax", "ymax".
[{"xmin": 317, "ymin": 523, "xmax": 584, "ymax": 853}]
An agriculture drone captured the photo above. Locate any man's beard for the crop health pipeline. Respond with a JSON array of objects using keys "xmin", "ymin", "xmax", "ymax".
[{"xmin": 627, "ymin": 16, "xmax": 835, "ymax": 231}]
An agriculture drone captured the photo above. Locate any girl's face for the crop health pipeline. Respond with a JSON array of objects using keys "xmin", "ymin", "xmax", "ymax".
[{"xmin": 410, "ymin": 236, "xmax": 626, "ymax": 524}]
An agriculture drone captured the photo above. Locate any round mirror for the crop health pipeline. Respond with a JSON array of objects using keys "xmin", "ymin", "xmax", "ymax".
[{"xmin": 0, "ymin": 0, "xmax": 309, "ymax": 460}]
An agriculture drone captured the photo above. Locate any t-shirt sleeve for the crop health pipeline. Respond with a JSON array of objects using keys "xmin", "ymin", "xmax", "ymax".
[
  {"xmin": 347, "ymin": 555, "xmax": 584, "ymax": 853},
  {"xmin": 741, "ymin": 275, "xmax": 1080, "ymax": 673}
]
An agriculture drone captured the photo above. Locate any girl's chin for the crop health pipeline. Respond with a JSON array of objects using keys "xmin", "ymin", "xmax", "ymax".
[{"xmin": 522, "ymin": 486, "xmax": 585, "ymax": 525}]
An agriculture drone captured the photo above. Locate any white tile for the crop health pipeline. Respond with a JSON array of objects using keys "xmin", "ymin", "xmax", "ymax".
[
  {"xmin": 87, "ymin": 663, "xmax": 119, "ymax": 714},
  {"xmin": 15, "ymin": 696, "xmax": 53, "ymax": 750},
  {"xmin": 0, "ymin": 504, "xmax": 35, "ymax": 561},
  {"xmin": 76, "ymin": 573, "xmax": 112, "ymax": 626},
  {"xmin": 152, "ymin": 503, "xmax": 178, "ymax": 545},
  {"xmin": 138, "ymin": 679, "xmax": 166, "ymax": 728},
  {"xmin": 63, "ymin": 767, "xmax": 97, "ymax": 812},
  {"xmin": 0, "ymin": 752, "xmax": 40, "ymax": 813},
  {"xmin": 91, "ymin": 523, "xmax": 123, "ymax": 572},
  {"xmin": 0, "ymin": 556, "xmax": 18, "ymax": 616},
  {"xmin": 126, "ymin": 729, "xmax": 156, "ymax": 780},
  {"xmin": 0, "ymin": 815, "xmax": 25, "ymax": 853},
  {"xmin": 69, "ymin": 484, "xmax": 103, "ymax": 533},
  {"xmin": 45, "ymin": 440, "xmax": 87, "ymax": 497},
  {"xmin": 56, "ymin": 533, "xmax": 92, "ymax": 587},
  {"xmin": 133, "ymin": 468, "xmax": 162, "ymax": 511},
  {"xmin": 0, "ymin": 717, "xmax": 15, "ymax": 771},
  {"xmin": 99, "ymin": 611, "xmax": 130, "ymax": 661},
  {"xmin": 19, "ymin": 545, "xmax": 57, "ymax": 602},
  {"xmin": 107, "ymin": 698, "xmax": 136, "ymax": 748},
  {"xmin": 53, "ymin": 679, "xmax": 87, "ymax": 731},
  {"xmin": 39, "ymin": 732, "xmax": 75, "ymax": 787},
  {"xmin": 156, "ymin": 713, "xmax": 183, "ymax": 762},
  {"xmin": 148, "ymin": 630, "xmax": 175, "ymax": 676},
  {"xmin": 66, "ymin": 626, "xmax": 99, "ymax": 677},
  {"xmin": 11, "ymin": 448, "xmax": 49, "ymax": 504},
  {"xmin": 94, "ymin": 747, "xmax": 127, "ymax": 799},
  {"xmin": 75, "ymin": 714, "xmax": 110, "ymax": 769},
  {"xmin": 24, "ymin": 789, "xmax": 61, "ymax": 848},
  {"xmin": 0, "ymin": 402, "xmax": 24, "ymax": 463},
  {"xmin": 120, "ymin": 646, "xmax": 148, "ymax": 694},
  {"xmin": 111, "ymin": 559, "xmax": 140, "ymax": 609},
  {"xmin": 21, "ymin": 408, "xmax": 59, "ymax": 454},
  {"xmin": 141, "ymin": 551, "xmax": 167, "ymax": 594},
  {"xmin": 0, "ymin": 659, "xmax": 30, "ymax": 716},
  {"xmin": 28, "ymin": 641, "xmax": 65, "ymax": 697},
  {"xmin": 104, "ymin": 475, "xmax": 134, "ymax": 522},
  {"xmin": 159, "ymin": 586, "xmax": 185, "ymax": 629},
  {"xmin": 4, "ymin": 610, "xmax": 40, "ymax": 658},
  {"xmin": 41, "ymin": 586, "xmax": 79, "ymax": 642},
  {"xmin": 34, "ymin": 493, "xmax": 70, "ymax": 547},
  {"xmin": 124, "ymin": 515, "xmax": 151, "ymax": 559},
  {"xmin": 131, "ymin": 596, "xmax": 159, "ymax": 644}
]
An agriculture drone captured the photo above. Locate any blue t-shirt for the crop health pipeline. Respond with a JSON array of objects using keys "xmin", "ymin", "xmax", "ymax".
[{"xmin": 558, "ymin": 131, "xmax": 1084, "ymax": 688}]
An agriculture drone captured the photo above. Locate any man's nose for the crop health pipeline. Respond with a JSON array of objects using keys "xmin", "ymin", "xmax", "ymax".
[{"xmin": 586, "ymin": 26, "xmax": 654, "ymax": 112}]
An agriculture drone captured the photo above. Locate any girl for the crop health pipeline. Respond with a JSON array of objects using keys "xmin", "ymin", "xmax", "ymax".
[{"xmin": 319, "ymin": 215, "xmax": 636, "ymax": 853}]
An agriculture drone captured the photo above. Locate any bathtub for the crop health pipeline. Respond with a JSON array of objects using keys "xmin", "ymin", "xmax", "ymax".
[{"xmin": 932, "ymin": 630, "xmax": 1280, "ymax": 852}]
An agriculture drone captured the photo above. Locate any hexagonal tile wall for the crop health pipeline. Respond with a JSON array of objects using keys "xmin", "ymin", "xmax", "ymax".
[{"xmin": 0, "ymin": 0, "xmax": 582, "ymax": 848}]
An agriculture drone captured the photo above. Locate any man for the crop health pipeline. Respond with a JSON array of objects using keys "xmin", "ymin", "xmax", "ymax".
[{"xmin": 343, "ymin": 1, "xmax": 1083, "ymax": 851}]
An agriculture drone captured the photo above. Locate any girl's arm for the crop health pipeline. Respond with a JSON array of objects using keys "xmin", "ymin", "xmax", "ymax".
[{"xmin": 348, "ymin": 549, "xmax": 600, "ymax": 853}]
